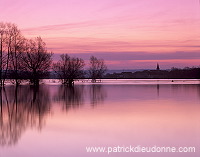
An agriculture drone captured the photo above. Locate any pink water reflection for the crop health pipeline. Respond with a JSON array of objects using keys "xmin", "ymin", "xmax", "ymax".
[{"xmin": 0, "ymin": 84, "xmax": 200, "ymax": 157}]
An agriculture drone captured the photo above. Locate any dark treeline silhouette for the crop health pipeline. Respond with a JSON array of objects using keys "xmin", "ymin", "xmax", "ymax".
[
  {"xmin": 0, "ymin": 22, "xmax": 52, "ymax": 86},
  {"xmin": 105, "ymin": 67, "xmax": 200, "ymax": 79},
  {"xmin": 0, "ymin": 22, "xmax": 107, "ymax": 86}
]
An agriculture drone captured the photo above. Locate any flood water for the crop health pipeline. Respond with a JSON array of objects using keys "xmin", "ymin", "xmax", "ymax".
[{"xmin": 0, "ymin": 80, "xmax": 200, "ymax": 157}]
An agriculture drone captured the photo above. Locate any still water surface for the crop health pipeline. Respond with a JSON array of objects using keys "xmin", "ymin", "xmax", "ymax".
[{"xmin": 0, "ymin": 80, "xmax": 200, "ymax": 157}]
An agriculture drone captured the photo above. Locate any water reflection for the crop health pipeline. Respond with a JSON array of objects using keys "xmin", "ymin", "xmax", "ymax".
[
  {"xmin": 0, "ymin": 84, "xmax": 107, "ymax": 146},
  {"xmin": 54, "ymin": 85, "xmax": 84, "ymax": 111},
  {"xmin": 0, "ymin": 83, "xmax": 199, "ymax": 157},
  {"xmin": 156, "ymin": 84, "xmax": 160, "ymax": 97},
  {"xmin": 90, "ymin": 85, "xmax": 107, "ymax": 106},
  {"xmin": 0, "ymin": 85, "xmax": 51, "ymax": 146}
]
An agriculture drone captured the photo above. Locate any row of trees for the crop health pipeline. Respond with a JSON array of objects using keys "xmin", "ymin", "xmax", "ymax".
[
  {"xmin": 53, "ymin": 55, "xmax": 107, "ymax": 85},
  {"xmin": 0, "ymin": 22, "xmax": 52, "ymax": 86},
  {"xmin": 0, "ymin": 22, "xmax": 107, "ymax": 86}
]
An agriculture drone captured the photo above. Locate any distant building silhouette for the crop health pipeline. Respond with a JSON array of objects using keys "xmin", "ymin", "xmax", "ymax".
[{"xmin": 156, "ymin": 63, "xmax": 160, "ymax": 70}]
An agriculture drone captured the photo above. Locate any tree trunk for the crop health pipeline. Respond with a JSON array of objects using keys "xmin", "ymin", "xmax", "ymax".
[
  {"xmin": 68, "ymin": 79, "xmax": 74, "ymax": 87},
  {"xmin": 0, "ymin": 36, "xmax": 3, "ymax": 86}
]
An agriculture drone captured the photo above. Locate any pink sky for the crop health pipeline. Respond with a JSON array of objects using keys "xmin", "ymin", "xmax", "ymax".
[{"xmin": 0, "ymin": 0, "xmax": 200, "ymax": 69}]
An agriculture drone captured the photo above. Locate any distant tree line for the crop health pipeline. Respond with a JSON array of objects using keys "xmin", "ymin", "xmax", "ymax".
[
  {"xmin": 105, "ymin": 67, "xmax": 200, "ymax": 79},
  {"xmin": 0, "ymin": 22, "xmax": 107, "ymax": 86}
]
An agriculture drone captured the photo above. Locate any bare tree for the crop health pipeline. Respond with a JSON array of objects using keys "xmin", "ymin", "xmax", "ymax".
[
  {"xmin": 0, "ymin": 23, "xmax": 24, "ymax": 85},
  {"xmin": 3, "ymin": 23, "xmax": 13, "ymax": 85},
  {"xmin": 53, "ymin": 54, "xmax": 85, "ymax": 86},
  {"xmin": 21, "ymin": 37, "xmax": 52, "ymax": 85},
  {"xmin": 88, "ymin": 56, "xmax": 107, "ymax": 82},
  {"xmin": 53, "ymin": 54, "xmax": 70, "ymax": 84},
  {"xmin": 0, "ymin": 23, "xmax": 5, "ymax": 86},
  {"xmin": 0, "ymin": 22, "xmax": 54, "ymax": 86},
  {"xmin": 0, "ymin": 22, "xmax": 8, "ymax": 86},
  {"xmin": 8, "ymin": 24, "xmax": 25, "ymax": 85}
]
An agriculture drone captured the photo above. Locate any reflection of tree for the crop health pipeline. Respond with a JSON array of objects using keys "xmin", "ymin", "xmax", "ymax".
[
  {"xmin": 0, "ymin": 85, "xmax": 50, "ymax": 146},
  {"xmin": 54, "ymin": 85, "xmax": 84, "ymax": 111},
  {"xmin": 157, "ymin": 84, "xmax": 160, "ymax": 97},
  {"xmin": 90, "ymin": 85, "xmax": 107, "ymax": 106},
  {"xmin": 198, "ymin": 85, "xmax": 200, "ymax": 100}
]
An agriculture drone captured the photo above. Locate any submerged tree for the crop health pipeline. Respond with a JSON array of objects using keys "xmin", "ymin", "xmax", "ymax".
[
  {"xmin": 0, "ymin": 22, "xmax": 6, "ymax": 86},
  {"xmin": 53, "ymin": 54, "xmax": 85, "ymax": 86},
  {"xmin": 0, "ymin": 22, "xmax": 109, "ymax": 86},
  {"xmin": 21, "ymin": 37, "xmax": 52, "ymax": 85},
  {"xmin": 0, "ymin": 23, "xmax": 34, "ymax": 86},
  {"xmin": 8, "ymin": 24, "xmax": 26, "ymax": 85},
  {"xmin": 53, "ymin": 54, "xmax": 70, "ymax": 84},
  {"xmin": 0, "ymin": 22, "xmax": 13, "ymax": 86},
  {"xmin": 88, "ymin": 56, "xmax": 107, "ymax": 82}
]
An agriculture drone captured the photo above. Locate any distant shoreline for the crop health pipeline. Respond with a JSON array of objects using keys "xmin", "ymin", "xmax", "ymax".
[{"xmin": 2, "ymin": 79, "xmax": 200, "ymax": 86}]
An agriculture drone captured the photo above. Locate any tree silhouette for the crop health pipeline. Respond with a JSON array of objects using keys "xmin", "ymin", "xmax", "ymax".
[
  {"xmin": 0, "ymin": 23, "xmax": 6, "ymax": 86},
  {"xmin": 8, "ymin": 24, "xmax": 26, "ymax": 85},
  {"xmin": 21, "ymin": 37, "xmax": 53, "ymax": 85},
  {"xmin": 89, "ymin": 56, "xmax": 107, "ymax": 82},
  {"xmin": 0, "ymin": 22, "xmax": 13, "ymax": 86},
  {"xmin": 53, "ymin": 54, "xmax": 85, "ymax": 86}
]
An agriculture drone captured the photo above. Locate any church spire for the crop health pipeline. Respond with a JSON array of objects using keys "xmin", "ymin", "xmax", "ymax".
[{"xmin": 156, "ymin": 63, "xmax": 160, "ymax": 70}]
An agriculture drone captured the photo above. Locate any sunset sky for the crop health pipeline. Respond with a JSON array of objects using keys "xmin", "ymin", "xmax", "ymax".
[{"xmin": 0, "ymin": 0, "xmax": 200, "ymax": 69}]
